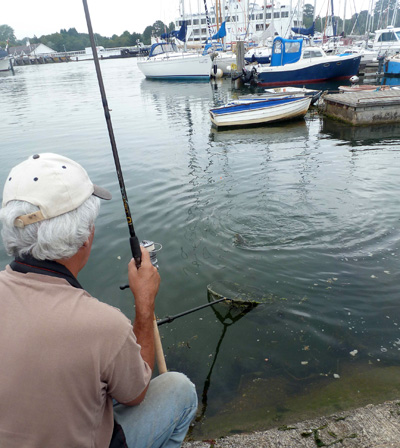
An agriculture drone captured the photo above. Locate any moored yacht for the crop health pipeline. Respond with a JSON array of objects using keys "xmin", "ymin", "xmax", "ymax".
[
  {"xmin": 372, "ymin": 26, "xmax": 400, "ymax": 55},
  {"xmin": 0, "ymin": 48, "xmax": 12, "ymax": 72},
  {"xmin": 137, "ymin": 42, "xmax": 212, "ymax": 80},
  {"xmin": 243, "ymin": 36, "xmax": 361, "ymax": 86}
]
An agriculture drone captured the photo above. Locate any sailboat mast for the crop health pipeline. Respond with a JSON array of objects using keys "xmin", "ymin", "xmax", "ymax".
[
  {"xmin": 216, "ymin": 0, "xmax": 220, "ymax": 34},
  {"xmin": 343, "ymin": 0, "xmax": 347, "ymax": 35},
  {"xmin": 181, "ymin": 0, "xmax": 187, "ymax": 51},
  {"xmin": 263, "ymin": 0, "xmax": 267, "ymax": 30},
  {"xmin": 392, "ymin": 0, "xmax": 398, "ymax": 26},
  {"xmin": 247, "ymin": 0, "xmax": 250, "ymax": 40},
  {"xmin": 222, "ymin": 0, "xmax": 226, "ymax": 49},
  {"xmin": 331, "ymin": 0, "xmax": 337, "ymax": 36}
]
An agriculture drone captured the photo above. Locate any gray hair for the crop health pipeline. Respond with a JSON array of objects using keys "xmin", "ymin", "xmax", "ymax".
[{"xmin": 0, "ymin": 196, "xmax": 100, "ymax": 260}]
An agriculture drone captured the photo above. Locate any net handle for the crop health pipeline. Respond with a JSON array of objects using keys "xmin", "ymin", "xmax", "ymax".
[{"xmin": 157, "ymin": 297, "xmax": 228, "ymax": 326}]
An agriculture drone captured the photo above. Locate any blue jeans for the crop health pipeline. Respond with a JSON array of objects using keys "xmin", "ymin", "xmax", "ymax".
[{"xmin": 113, "ymin": 372, "xmax": 198, "ymax": 448}]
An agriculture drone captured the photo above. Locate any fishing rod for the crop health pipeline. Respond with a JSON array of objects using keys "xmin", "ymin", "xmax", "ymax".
[{"xmin": 82, "ymin": 0, "xmax": 167, "ymax": 374}]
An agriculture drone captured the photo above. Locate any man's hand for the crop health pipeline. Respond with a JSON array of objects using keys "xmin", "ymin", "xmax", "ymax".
[
  {"xmin": 128, "ymin": 246, "xmax": 160, "ymax": 317},
  {"xmin": 128, "ymin": 246, "xmax": 160, "ymax": 377}
]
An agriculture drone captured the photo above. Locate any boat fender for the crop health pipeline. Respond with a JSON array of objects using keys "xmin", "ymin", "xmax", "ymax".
[{"xmin": 211, "ymin": 67, "xmax": 223, "ymax": 79}]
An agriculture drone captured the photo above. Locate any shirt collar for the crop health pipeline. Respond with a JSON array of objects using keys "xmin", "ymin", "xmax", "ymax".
[{"xmin": 10, "ymin": 254, "xmax": 83, "ymax": 289}]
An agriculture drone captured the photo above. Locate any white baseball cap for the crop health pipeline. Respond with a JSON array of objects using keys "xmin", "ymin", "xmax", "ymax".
[{"xmin": 2, "ymin": 153, "xmax": 112, "ymax": 228}]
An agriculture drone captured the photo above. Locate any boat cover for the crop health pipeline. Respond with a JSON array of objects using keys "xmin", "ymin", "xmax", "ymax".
[
  {"xmin": 291, "ymin": 22, "xmax": 315, "ymax": 37},
  {"xmin": 148, "ymin": 42, "xmax": 178, "ymax": 57},
  {"xmin": 212, "ymin": 22, "xmax": 227, "ymax": 40},
  {"xmin": 270, "ymin": 37, "xmax": 303, "ymax": 67},
  {"xmin": 161, "ymin": 21, "xmax": 188, "ymax": 42}
]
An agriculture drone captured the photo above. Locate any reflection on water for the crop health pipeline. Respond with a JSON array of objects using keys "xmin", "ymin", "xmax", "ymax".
[
  {"xmin": 322, "ymin": 118, "xmax": 400, "ymax": 146},
  {"xmin": 209, "ymin": 118, "xmax": 309, "ymax": 144},
  {"xmin": 1, "ymin": 61, "xmax": 400, "ymax": 439},
  {"xmin": 381, "ymin": 76, "xmax": 400, "ymax": 87}
]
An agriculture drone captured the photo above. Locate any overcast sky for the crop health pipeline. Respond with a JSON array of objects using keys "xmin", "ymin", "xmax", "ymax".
[{"xmin": 3, "ymin": 0, "xmax": 371, "ymax": 41}]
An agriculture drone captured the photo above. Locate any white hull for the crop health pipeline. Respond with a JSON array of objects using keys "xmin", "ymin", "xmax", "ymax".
[
  {"xmin": 0, "ymin": 57, "xmax": 11, "ymax": 72},
  {"xmin": 137, "ymin": 53, "xmax": 212, "ymax": 79},
  {"xmin": 210, "ymin": 97, "xmax": 311, "ymax": 128}
]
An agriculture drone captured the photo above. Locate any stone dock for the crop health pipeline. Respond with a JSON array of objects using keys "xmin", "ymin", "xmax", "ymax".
[
  {"xmin": 183, "ymin": 400, "xmax": 400, "ymax": 447},
  {"xmin": 321, "ymin": 90, "xmax": 400, "ymax": 126}
]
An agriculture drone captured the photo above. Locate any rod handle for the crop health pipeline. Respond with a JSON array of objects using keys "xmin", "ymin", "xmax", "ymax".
[
  {"xmin": 130, "ymin": 236, "xmax": 142, "ymax": 268},
  {"xmin": 154, "ymin": 317, "xmax": 167, "ymax": 374}
]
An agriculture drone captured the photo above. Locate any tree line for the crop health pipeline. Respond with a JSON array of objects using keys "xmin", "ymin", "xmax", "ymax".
[
  {"xmin": 0, "ymin": 21, "xmax": 175, "ymax": 52},
  {"xmin": 303, "ymin": 0, "xmax": 400, "ymax": 36}
]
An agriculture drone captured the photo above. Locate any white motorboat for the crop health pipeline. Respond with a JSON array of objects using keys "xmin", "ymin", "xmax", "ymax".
[
  {"xmin": 0, "ymin": 57, "xmax": 11, "ymax": 72},
  {"xmin": 137, "ymin": 42, "xmax": 212, "ymax": 80},
  {"xmin": 0, "ymin": 48, "xmax": 11, "ymax": 72},
  {"xmin": 372, "ymin": 27, "xmax": 400, "ymax": 55},
  {"xmin": 209, "ymin": 96, "xmax": 312, "ymax": 128}
]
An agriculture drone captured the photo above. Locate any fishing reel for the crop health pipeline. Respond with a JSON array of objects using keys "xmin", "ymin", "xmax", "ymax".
[
  {"xmin": 141, "ymin": 239, "xmax": 162, "ymax": 269},
  {"xmin": 119, "ymin": 239, "xmax": 162, "ymax": 290}
]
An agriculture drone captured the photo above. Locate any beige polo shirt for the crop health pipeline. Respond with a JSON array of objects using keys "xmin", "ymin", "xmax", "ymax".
[{"xmin": 0, "ymin": 265, "xmax": 152, "ymax": 448}]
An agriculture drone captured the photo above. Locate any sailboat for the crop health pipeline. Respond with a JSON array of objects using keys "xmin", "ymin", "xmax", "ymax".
[
  {"xmin": 137, "ymin": 39, "xmax": 212, "ymax": 80},
  {"xmin": 137, "ymin": 1, "xmax": 213, "ymax": 80}
]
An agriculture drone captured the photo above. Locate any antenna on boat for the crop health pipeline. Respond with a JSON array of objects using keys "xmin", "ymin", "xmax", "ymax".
[{"xmin": 81, "ymin": 0, "xmax": 167, "ymax": 375}]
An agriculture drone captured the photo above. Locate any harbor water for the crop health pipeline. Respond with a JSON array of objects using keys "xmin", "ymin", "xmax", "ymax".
[{"xmin": 1, "ymin": 60, "xmax": 400, "ymax": 439}]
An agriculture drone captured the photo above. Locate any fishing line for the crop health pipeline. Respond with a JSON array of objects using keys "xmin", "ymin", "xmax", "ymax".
[{"xmin": 82, "ymin": 0, "xmax": 167, "ymax": 374}]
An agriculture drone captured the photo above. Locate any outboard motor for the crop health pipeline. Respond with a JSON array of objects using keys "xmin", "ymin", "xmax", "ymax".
[{"xmin": 241, "ymin": 66, "xmax": 257, "ymax": 86}]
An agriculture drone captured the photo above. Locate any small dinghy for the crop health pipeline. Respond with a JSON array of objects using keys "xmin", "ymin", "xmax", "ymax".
[
  {"xmin": 209, "ymin": 96, "xmax": 312, "ymax": 129},
  {"xmin": 263, "ymin": 86, "xmax": 322, "ymax": 103}
]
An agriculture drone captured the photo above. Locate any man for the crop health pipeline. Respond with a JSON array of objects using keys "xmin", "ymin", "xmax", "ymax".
[{"xmin": 0, "ymin": 153, "xmax": 197, "ymax": 448}]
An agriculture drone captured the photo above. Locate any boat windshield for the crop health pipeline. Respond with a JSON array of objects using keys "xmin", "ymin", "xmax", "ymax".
[
  {"xmin": 377, "ymin": 31, "xmax": 400, "ymax": 42},
  {"xmin": 149, "ymin": 43, "xmax": 178, "ymax": 57},
  {"xmin": 303, "ymin": 48, "xmax": 324, "ymax": 58}
]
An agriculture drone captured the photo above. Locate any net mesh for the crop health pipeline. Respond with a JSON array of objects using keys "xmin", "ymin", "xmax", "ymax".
[{"xmin": 207, "ymin": 281, "xmax": 261, "ymax": 324}]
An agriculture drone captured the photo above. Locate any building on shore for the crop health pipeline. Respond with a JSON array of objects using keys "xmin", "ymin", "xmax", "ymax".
[{"xmin": 174, "ymin": 0, "xmax": 303, "ymax": 48}]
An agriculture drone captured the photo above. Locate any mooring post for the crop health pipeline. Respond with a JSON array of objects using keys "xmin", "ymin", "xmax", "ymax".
[
  {"xmin": 236, "ymin": 41, "xmax": 245, "ymax": 72},
  {"xmin": 231, "ymin": 41, "xmax": 245, "ymax": 88}
]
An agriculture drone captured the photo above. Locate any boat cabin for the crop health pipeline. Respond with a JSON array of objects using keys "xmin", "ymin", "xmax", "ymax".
[
  {"xmin": 373, "ymin": 27, "xmax": 400, "ymax": 53},
  {"xmin": 148, "ymin": 42, "xmax": 179, "ymax": 58},
  {"xmin": 270, "ymin": 37, "xmax": 303, "ymax": 66},
  {"xmin": 302, "ymin": 47, "xmax": 325, "ymax": 59}
]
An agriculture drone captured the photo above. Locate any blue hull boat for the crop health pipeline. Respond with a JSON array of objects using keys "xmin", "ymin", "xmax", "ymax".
[
  {"xmin": 384, "ymin": 55, "xmax": 400, "ymax": 77},
  {"xmin": 244, "ymin": 37, "xmax": 361, "ymax": 87}
]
